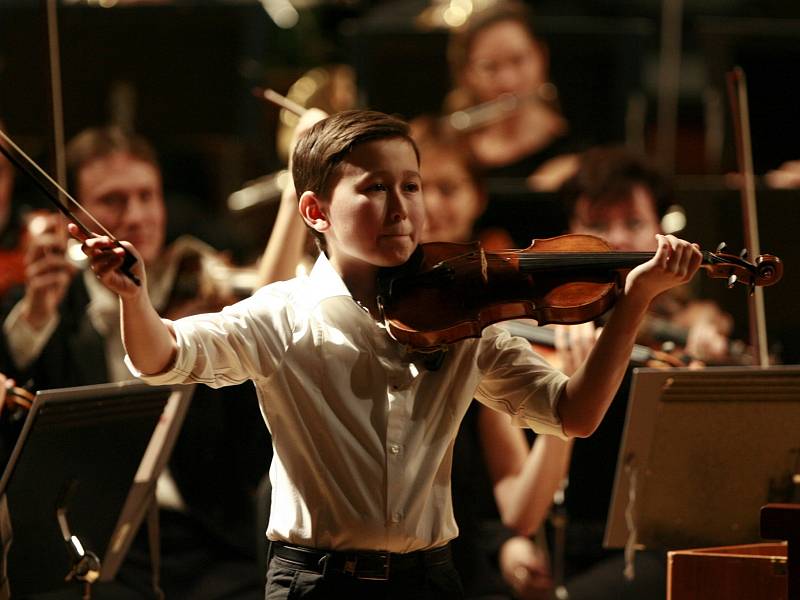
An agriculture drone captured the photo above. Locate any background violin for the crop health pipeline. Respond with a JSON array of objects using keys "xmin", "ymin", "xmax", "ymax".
[
  {"xmin": 378, "ymin": 233, "xmax": 782, "ymax": 350},
  {"xmin": 502, "ymin": 320, "xmax": 686, "ymax": 370},
  {"xmin": 0, "ymin": 248, "xmax": 26, "ymax": 297}
]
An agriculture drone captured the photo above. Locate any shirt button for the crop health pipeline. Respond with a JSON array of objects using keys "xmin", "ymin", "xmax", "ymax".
[{"xmin": 389, "ymin": 444, "xmax": 401, "ymax": 455}]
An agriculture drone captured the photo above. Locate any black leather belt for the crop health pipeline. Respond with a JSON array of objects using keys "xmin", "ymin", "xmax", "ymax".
[{"xmin": 270, "ymin": 541, "xmax": 452, "ymax": 581}]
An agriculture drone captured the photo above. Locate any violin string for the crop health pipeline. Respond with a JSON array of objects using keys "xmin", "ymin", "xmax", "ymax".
[
  {"xmin": 491, "ymin": 251, "xmax": 736, "ymax": 266},
  {"xmin": 0, "ymin": 128, "xmax": 116, "ymax": 239},
  {"xmin": 438, "ymin": 249, "xmax": 747, "ymax": 274},
  {"xmin": 488, "ymin": 252, "xmax": 656, "ymax": 270}
]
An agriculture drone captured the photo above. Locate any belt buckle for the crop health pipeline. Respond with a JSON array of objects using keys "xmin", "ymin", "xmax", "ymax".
[{"xmin": 348, "ymin": 552, "xmax": 391, "ymax": 581}]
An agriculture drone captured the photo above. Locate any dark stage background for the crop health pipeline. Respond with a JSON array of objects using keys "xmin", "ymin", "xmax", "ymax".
[{"xmin": 0, "ymin": 0, "xmax": 798, "ymax": 361}]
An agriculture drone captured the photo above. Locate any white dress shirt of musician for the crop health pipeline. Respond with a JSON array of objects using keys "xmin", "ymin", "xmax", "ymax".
[{"xmin": 130, "ymin": 248, "xmax": 568, "ymax": 552}]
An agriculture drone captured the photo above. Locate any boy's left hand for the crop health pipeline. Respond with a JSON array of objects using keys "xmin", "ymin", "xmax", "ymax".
[{"xmin": 625, "ymin": 234, "xmax": 703, "ymax": 303}]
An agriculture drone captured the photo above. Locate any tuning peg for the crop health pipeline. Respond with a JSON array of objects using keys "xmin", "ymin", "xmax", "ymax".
[
  {"xmin": 716, "ymin": 242, "xmax": 728, "ymax": 254},
  {"xmin": 739, "ymin": 248, "xmax": 749, "ymax": 260},
  {"xmin": 727, "ymin": 274, "xmax": 738, "ymax": 288}
]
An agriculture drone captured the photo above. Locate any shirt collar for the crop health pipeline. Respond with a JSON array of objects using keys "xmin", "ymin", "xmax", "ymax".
[{"xmin": 305, "ymin": 253, "xmax": 353, "ymax": 304}]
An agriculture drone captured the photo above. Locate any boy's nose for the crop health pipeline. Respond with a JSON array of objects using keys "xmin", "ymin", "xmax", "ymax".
[{"xmin": 388, "ymin": 189, "xmax": 409, "ymax": 222}]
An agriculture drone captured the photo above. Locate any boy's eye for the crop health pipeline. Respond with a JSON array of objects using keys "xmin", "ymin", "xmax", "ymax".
[
  {"xmin": 404, "ymin": 182, "xmax": 420, "ymax": 193},
  {"xmin": 368, "ymin": 183, "xmax": 387, "ymax": 192}
]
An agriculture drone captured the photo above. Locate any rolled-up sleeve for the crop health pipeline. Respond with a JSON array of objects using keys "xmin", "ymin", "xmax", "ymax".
[
  {"xmin": 473, "ymin": 324, "xmax": 569, "ymax": 438},
  {"xmin": 127, "ymin": 286, "xmax": 295, "ymax": 388}
]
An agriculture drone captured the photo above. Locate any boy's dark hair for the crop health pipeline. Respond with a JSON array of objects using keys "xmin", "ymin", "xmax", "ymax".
[
  {"xmin": 66, "ymin": 126, "xmax": 159, "ymax": 194},
  {"xmin": 560, "ymin": 145, "xmax": 673, "ymax": 220},
  {"xmin": 291, "ymin": 110, "xmax": 420, "ymax": 250},
  {"xmin": 447, "ymin": 1, "xmax": 537, "ymax": 84}
]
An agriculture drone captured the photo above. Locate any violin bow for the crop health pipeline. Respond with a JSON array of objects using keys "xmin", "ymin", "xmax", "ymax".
[
  {"xmin": 0, "ymin": 129, "xmax": 141, "ymax": 286},
  {"xmin": 726, "ymin": 67, "xmax": 769, "ymax": 367},
  {"xmin": 0, "ymin": 1, "xmax": 139, "ymax": 286},
  {"xmin": 46, "ymin": 0, "xmax": 68, "ymax": 201}
]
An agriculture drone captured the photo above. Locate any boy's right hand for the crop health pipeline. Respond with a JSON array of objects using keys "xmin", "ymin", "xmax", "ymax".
[{"xmin": 68, "ymin": 223, "xmax": 146, "ymax": 300}]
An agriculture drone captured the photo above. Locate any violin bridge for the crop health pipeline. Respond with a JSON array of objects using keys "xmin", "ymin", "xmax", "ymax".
[{"xmin": 480, "ymin": 247, "xmax": 488, "ymax": 284}]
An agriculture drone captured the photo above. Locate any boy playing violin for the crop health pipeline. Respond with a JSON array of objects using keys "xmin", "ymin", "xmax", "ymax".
[{"xmin": 73, "ymin": 109, "xmax": 702, "ymax": 599}]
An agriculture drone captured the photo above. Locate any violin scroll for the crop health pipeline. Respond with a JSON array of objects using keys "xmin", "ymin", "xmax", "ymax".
[{"xmin": 701, "ymin": 247, "xmax": 782, "ymax": 292}]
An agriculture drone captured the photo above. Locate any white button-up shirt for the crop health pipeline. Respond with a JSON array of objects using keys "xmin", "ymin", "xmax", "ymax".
[{"xmin": 131, "ymin": 253, "xmax": 568, "ymax": 553}]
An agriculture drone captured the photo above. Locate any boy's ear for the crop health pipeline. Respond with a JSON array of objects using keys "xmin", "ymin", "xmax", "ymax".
[{"xmin": 299, "ymin": 190, "xmax": 329, "ymax": 232}]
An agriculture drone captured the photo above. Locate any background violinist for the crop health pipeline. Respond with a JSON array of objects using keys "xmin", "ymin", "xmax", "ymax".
[
  {"xmin": 0, "ymin": 126, "xmax": 269, "ymax": 599},
  {"xmin": 554, "ymin": 144, "xmax": 735, "ymax": 600},
  {"xmin": 562, "ymin": 145, "xmax": 733, "ymax": 364}
]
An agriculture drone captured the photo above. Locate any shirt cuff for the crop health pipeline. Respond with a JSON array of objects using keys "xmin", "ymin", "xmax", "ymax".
[
  {"xmin": 124, "ymin": 318, "xmax": 189, "ymax": 385},
  {"xmin": 2, "ymin": 301, "xmax": 60, "ymax": 370}
]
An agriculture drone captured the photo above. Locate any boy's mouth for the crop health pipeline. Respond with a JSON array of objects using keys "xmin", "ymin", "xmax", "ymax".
[{"xmin": 381, "ymin": 228, "xmax": 413, "ymax": 237}]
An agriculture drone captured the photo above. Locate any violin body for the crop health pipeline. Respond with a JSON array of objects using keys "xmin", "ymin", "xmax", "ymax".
[
  {"xmin": 378, "ymin": 234, "xmax": 782, "ymax": 350},
  {"xmin": 379, "ymin": 235, "xmax": 624, "ymax": 349},
  {"xmin": 0, "ymin": 248, "xmax": 26, "ymax": 297}
]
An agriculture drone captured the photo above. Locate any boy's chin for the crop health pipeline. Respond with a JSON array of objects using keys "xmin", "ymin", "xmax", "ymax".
[
  {"xmin": 375, "ymin": 254, "xmax": 413, "ymax": 268},
  {"xmin": 373, "ymin": 246, "xmax": 417, "ymax": 267},
  {"xmin": 373, "ymin": 238, "xmax": 417, "ymax": 263}
]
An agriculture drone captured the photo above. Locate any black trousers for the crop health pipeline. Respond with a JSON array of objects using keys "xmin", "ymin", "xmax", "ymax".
[{"xmin": 264, "ymin": 548, "xmax": 464, "ymax": 600}]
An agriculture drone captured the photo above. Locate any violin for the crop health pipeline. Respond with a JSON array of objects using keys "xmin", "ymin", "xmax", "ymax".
[
  {"xmin": 0, "ymin": 207, "xmax": 70, "ymax": 297},
  {"xmin": 501, "ymin": 320, "xmax": 686, "ymax": 369},
  {"xmin": 377, "ymin": 234, "xmax": 782, "ymax": 350},
  {"xmin": 0, "ymin": 247, "xmax": 26, "ymax": 297}
]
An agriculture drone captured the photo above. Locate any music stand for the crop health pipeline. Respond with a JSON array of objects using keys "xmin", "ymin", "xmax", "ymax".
[
  {"xmin": 605, "ymin": 365, "xmax": 800, "ymax": 552},
  {"xmin": 0, "ymin": 380, "xmax": 193, "ymax": 597}
]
